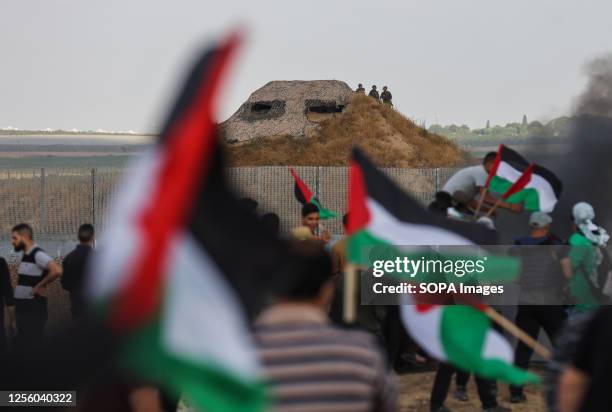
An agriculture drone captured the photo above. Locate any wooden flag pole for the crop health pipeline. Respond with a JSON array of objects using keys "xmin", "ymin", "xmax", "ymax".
[
  {"xmin": 473, "ymin": 187, "xmax": 488, "ymax": 220},
  {"xmin": 484, "ymin": 197, "xmax": 503, "ymax": 218},
  {"xmin": 343, "ymin": 263, "xmax": 358, "ymax": 324},
  {"xmin": 483, "ymin": 307, "xmax": 552, "ymax": 360}
]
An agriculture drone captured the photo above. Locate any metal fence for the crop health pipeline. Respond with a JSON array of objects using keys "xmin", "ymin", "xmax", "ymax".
[{"xmin": 0, "ymin": 166, "xmax": 460, "ymax": 239}]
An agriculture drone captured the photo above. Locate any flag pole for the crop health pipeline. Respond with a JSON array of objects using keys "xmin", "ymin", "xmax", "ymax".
[
  {"xmin": 484, "ymin": 197, "xmax": 503, "ymax": 218},
  {"xmin": 483, "ymin": 307, "xmax": 551, "ymax": 360},
  {"xmin": 343, "ymin": 263, "xmax": 358, "ymax": 324},
  {"xmin": 473, "ymin": 187, "xmax": 488, "ymax": 219}
]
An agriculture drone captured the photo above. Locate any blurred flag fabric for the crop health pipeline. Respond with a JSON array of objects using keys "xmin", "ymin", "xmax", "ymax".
[
  {"xmin": 400, "ymin": 299, "xmax": 540, "ymax": 385},
  {"xmin": 485, "ymin": 144, "xmax": 562, "ymax": 212},
  {"xmin": 501, "ymin": 163, "xmax": 562, "ymax": 213},
  {"xmin": 289, "ymin": 166, "xmax": 337, "ymax": 219},
  {"xmin": 346, "ymin": 147, "xmax": 535, "ymax": 384},
  {"xmin": 347, "ymin": 147, "xmax": 500, "ymax": 265},
  {"xmin": 84, "ymin": 32, "xmax": 308, "ymax": 412}
]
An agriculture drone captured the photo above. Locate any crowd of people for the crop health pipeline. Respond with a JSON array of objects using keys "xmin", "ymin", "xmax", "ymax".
[{"xmin": 1, "ymin": 157, "xmax": 612, "ymax": 412}]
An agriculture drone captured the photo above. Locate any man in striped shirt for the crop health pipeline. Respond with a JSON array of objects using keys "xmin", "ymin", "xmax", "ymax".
[
  {"xmin": 10, "ymin": 223, "xmax": 62, "ymax": 352},
  {"xmin": 253, "ymin": 241, "xmax": 397, "ymax": 412}
]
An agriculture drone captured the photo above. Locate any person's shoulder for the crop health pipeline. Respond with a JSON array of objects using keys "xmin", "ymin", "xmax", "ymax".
[
  {"xmin": 569, "ymin": 232, "xmax": 591, "ymax": 246},
  {"xmin": 32, "ymin": 247, "xmax": 51, "ymax": 258},
  {"xmin": 328, "ymin": 325, "xmax": 385, "ymax": 354},
  {"xmin": 513, "ymin": 236, "xmax": 532, "ymax": 245}
]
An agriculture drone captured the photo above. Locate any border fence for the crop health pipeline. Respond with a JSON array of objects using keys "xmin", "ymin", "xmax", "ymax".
[{"xmin": 0, "ymin": 166, "xmax": 460, "ymax": 240}]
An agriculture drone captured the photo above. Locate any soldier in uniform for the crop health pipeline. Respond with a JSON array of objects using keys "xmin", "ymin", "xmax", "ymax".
[
  {"xmin": 368, "ymin": 85, "xmax": 380, "ymax": 100},
  {"xmin": 381, "ymin": 86, "xmax": 393, "ymax": 106},
  {"xmin": 356, "ymin": 83, "xmax": 365, "ymax": 94}
]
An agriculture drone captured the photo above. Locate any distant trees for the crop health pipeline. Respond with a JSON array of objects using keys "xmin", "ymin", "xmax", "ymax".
[{"xmin": 428, "ymin": 116, "xmax": 574, "ymax": 142}]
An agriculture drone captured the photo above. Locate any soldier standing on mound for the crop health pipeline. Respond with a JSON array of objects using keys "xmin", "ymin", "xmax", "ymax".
[
  {"xmin": 381, "ymin": 86, "xmax": 393, "ymax": 107},
  {"xmin": 356, "ymin": 83, "xmax": 365, "ymax": 94},
  {"xmin": 368, "ymin": 85, "xmax": 380, "ymax": 100}
]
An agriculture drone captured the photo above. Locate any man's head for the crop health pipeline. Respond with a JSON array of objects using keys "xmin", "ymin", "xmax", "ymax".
[
  {"xmin": 358, "ymin": 83, "xmax": 363, "ymax": 88},
  {"xmin": 529, "ymin": 211, "xmax": 552, "ymax": 235},
  {"xmin": 372, "ymin": 85, "xmax": 377, "ymax": 89},
  {"xmin": 383, "ymin": 86, "xmax": 388, "ymax": 91},
  {"xmin": 78, "ymin": 223, "xmax": 95, "ymax": 244},
  {"xmin": 280, "ymin": 240, "xmax": 334, "ymax": 308},
  {"xmin": 11, "ymin": 223, "xmax": 34, "ymax": 252},
  {"xmin": 261, "ymin": 213, "xmax": 280, "ymax": 236},
  {"xmin": 483, "ymin": 151, "xmax": 497, "ymax": 174},
  {"xmin": 301, "ymin": 203, "xmax": 320, "ymax": 233}
]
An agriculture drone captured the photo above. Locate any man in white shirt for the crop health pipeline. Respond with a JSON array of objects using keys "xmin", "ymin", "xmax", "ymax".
[{"xmin": 443, "ymin": 152, "xmax": 523, "ymax": 215}]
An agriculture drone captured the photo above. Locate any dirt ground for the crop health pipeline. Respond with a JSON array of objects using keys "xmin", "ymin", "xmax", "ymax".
[{"xmin": 398, "ymin": 369, "xmax": 546, "ymax": 412}]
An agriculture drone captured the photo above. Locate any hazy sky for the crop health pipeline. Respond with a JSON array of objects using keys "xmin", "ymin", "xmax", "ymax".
[{"xmin": 2, "ymin": 0, "xmax": 612, "ymax": 132}]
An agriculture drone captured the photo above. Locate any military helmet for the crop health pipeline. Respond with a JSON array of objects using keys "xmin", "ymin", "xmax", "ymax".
[
  {"xmin": 383, "ymin": 86, "xmax": 388, "ymax": 90},
  {"xmin": 372, "ymin": 85, "xmax": 377, "ymax": 89}
]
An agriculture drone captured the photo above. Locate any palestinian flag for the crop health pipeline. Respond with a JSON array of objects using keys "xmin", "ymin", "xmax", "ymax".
[
  {"xmin": 87, "ymin": 32, "xmax": 305, "ymax": 412},
  {"xmin": 400, "ymin": 299, "xmax": 540, "ymax": 385},
  {"xmin": 348, "ymin": 147, "xmax": 500, "ymax": 265},
  {"xmin": 501, "ymin": 164, "xmax": 562, "ymax": 213},
  {"xmin": 289, "ymin": 166, "xmax": 337, "ymax": 219},
  {"xmin": 485, "ymin": 144, "xmax": 562, "ymax": 212},
  {"xmin": 485, "ymin": 144, "xmax": 530, "ymax": 195}
]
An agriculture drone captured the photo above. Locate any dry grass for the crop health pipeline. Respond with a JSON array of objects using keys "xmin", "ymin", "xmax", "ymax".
[{"xmin": 226, "ymin": 94, "xmax": 466, "ymax": 167}]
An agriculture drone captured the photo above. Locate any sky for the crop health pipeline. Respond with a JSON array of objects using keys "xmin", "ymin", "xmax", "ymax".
[{"xmin": 2, "ymin": 0, "xmax": 612, "ymax": 132}]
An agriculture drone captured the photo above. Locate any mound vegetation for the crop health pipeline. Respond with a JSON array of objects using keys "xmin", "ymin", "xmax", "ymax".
[{"xmin": 226, "ymin": 94, "xmax": 466, "ymax": 167}]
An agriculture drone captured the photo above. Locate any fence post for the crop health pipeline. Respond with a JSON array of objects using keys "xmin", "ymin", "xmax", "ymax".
[
  {"xmin": 435, "ymin": 168, "xmax": 440, "ymax": 192},
  {"xmin": 40, "ymin": 168, "xmax": 46, "ymax": 234},
  {"xmin": 91, "ymin": 168, "xmax": 96, "ymax": 228},
  {"xmin": 315, "ymin": 166, "xmax": 321, "ymax": 199}
]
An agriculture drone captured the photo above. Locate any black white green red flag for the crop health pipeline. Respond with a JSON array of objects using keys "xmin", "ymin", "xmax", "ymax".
[
  {"xmin": 347, "ymin": 147, "xmax": 498, "ymax": 265},
  {"xmin": 289, "ymin": 166, "xmax": 337, "ymax": 219},
  {"xmin": 87, "ymin": 32, "xmax": 306, "ymax": 412},
  {"xmin": 400, "ymin": 298, "xmax": 540, "ymax": 385},
  {"xmin": 346, "ymin": 147, "xmax": 536, "ymax": 384},
  {"xmin": 486, "ymin": 145, "xmax": 562, "ymax": 212}
]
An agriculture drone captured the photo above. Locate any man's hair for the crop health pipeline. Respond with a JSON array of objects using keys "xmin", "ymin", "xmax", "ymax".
[
  {"xmin": 260, "ymin": 213, "xmax": 280, "ymax": 236},
  {"xmin": 483, "ymin": 151, "xmax": 497, "ymax": 164},
  {"xmin": 11, "ymin": 223, "xmax": 33, "ymax": 240},
  {"xmin": 78, "ymin": 223, "xmax": 95, "ymax": 243},
  {"xmin": 301, "ymin": 202, "xmax": 320, "ymax": 218},
  {"xmin": 282, "ymin": 240, "xmax": 333, "ymax": 300}
]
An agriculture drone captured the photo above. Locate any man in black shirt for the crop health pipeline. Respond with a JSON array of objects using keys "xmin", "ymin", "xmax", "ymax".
[
  {"xmin": 11, "ymin": 223, "xmax": 62, "ymax": 352},
  {"xmin": 62, "ymin": 224, "xmax": 95, "ymax": 318},
  {"xmin": 0, "ymin": 256, "xmax": 16, "ymax": 353},
  {"xmin": 509, "ymin": 212, "xmax": 568, "ymax": 403}
]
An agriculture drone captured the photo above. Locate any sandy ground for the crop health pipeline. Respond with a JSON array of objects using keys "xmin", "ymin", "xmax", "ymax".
[
  {"xmin": 177, "ymin": 369, "xmax": 546, "ymax": 411},
  {"xmin": 398, "ymin": 370, "xmax": 545, "ymax": 412}
]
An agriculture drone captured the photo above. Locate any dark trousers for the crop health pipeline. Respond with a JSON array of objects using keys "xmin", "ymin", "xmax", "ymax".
[
  {"xmin": 70, "ymin": 292, "xmax": 85, "ymax": 318},
  {"xmin": 431, "ymin": 363, "xmax": 497, "ymax": 410},
  {"xmin": 456, "ymin": 370, "xmax": 469, "ymax": 387},
  {"xmin": 15, "ymin": 306, "xmax": 47, "ymax": 353},
  {"xmin": 510, "ymin": 305, "xmax": 566, "ymax": 396}
]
